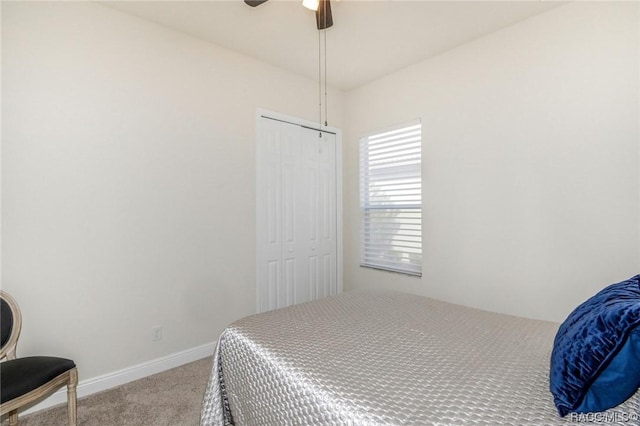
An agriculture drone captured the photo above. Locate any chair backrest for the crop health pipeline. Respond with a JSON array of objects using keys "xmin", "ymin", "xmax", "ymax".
[{"xmin": 0, "ymin": 291, "xmax": 22, "ymax": 360}]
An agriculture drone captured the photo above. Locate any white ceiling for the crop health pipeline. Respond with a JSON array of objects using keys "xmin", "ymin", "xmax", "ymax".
[{"xmin": 104, "ymin": 0, "xmax": 563, "ymax": 91}]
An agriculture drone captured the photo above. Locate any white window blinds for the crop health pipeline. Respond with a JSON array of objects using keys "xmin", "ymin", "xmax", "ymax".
[{"xmin": 359, "ymin": 121, "xmax": 422, "ymax": 276}]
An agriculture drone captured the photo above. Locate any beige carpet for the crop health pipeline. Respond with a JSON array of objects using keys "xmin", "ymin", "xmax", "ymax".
[{"xmin": 6, "ymin": 357, "xmax": 213, "ymax": 426}]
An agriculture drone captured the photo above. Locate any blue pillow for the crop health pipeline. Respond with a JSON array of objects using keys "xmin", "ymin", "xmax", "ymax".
[{"xmin": 550, "ymin": 275, "xmax": 640, "ymax": 416}]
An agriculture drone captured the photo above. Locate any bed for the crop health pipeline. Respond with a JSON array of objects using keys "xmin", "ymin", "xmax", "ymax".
[{"xmin": 200, "ymin": 290, "xmax": 640, "ymax": 425}]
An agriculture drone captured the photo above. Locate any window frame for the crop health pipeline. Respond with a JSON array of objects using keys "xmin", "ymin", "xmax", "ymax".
[{"xmin": 359, "ymin": 119, "xmax": 422, "ymax": 277}]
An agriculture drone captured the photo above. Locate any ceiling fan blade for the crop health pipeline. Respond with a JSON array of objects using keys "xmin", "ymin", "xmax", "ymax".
[
  {"xmin": 245, "ymin": 0, "xmax": 268, "ymax": 7},
  {"xmin": 315, "ymin": 0, "xmax": 333, "ymax": 30}
]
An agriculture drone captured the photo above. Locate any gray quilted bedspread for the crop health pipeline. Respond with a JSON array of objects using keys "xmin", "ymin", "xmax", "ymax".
[{"xmin": 200, "ymin": 291, "xmax": 640, "ymax": 425}]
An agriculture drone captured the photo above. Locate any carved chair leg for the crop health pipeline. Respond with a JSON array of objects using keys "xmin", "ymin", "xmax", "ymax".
[
  {"xmin": 8, "ymin": 409, "xmax": 18, "ymax": 426},
  {"xmin": 67, "ymin": 368, "xmax": 78, "ymax": 426}
]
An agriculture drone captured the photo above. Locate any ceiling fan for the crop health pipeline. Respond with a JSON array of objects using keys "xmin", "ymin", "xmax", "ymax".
[{"xmin": 244, "ymin": 0, "xmax": 334, "ymax": 30}]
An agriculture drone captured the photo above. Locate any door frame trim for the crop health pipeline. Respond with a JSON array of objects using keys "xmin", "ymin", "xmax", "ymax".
[{"xmin": 255, "ymin": 108, "xmax": 343, "ymax": 312}]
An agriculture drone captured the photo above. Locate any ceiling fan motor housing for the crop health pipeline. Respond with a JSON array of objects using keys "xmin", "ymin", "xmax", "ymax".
[{"xmin": 244, "ymin": 0, "xmax": 333, "ymax": 30}]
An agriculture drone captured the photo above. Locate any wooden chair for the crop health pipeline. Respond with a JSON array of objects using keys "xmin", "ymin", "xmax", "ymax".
[{"xmin": 0, "ymin": 291, "xmax": 78, "ymax": 425}]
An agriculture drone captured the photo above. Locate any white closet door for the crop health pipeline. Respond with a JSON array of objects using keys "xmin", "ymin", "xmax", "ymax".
[
  {"xmin": 257, "ymin": 116, "xmax": 338, "ymax": 313},
  {"xmin": 302, "ymin": 127, "xmax": 337, "ymax": 300},
  {"xmin": 256, "ymin": 117, "xmax": 283, "ymax": 311}
]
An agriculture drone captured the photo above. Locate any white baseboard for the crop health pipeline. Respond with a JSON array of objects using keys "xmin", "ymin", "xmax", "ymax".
[{"xmin": 21, "ymin": 341, "xmax": 216, "ymax": 416}]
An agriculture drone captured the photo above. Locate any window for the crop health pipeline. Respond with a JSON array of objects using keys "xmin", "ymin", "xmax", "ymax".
[{"xmin": 359, "ymin": 120, "xmax": 422, "ymax": 276}]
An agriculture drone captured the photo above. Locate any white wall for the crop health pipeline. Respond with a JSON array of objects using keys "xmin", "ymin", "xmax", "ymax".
[
  {"xmin": 1, "ymin": 1, "xmax": 342, "ymax": 381},
  {"xmin": 343, "ymin": 2, "xmax": 639, "ymax": 322}
]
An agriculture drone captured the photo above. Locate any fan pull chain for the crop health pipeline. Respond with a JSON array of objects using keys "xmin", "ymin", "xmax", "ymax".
[
  {"xmin": 318, "ymin": 29, "xmax": 322, "ymax": 138},
  {"xmin": 324, "ymin": 28, "xmax": 328, "ymax": 128},
  {"xmin": 317, "ymin": 0, "xmax": 329, "ymax": 138}
]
